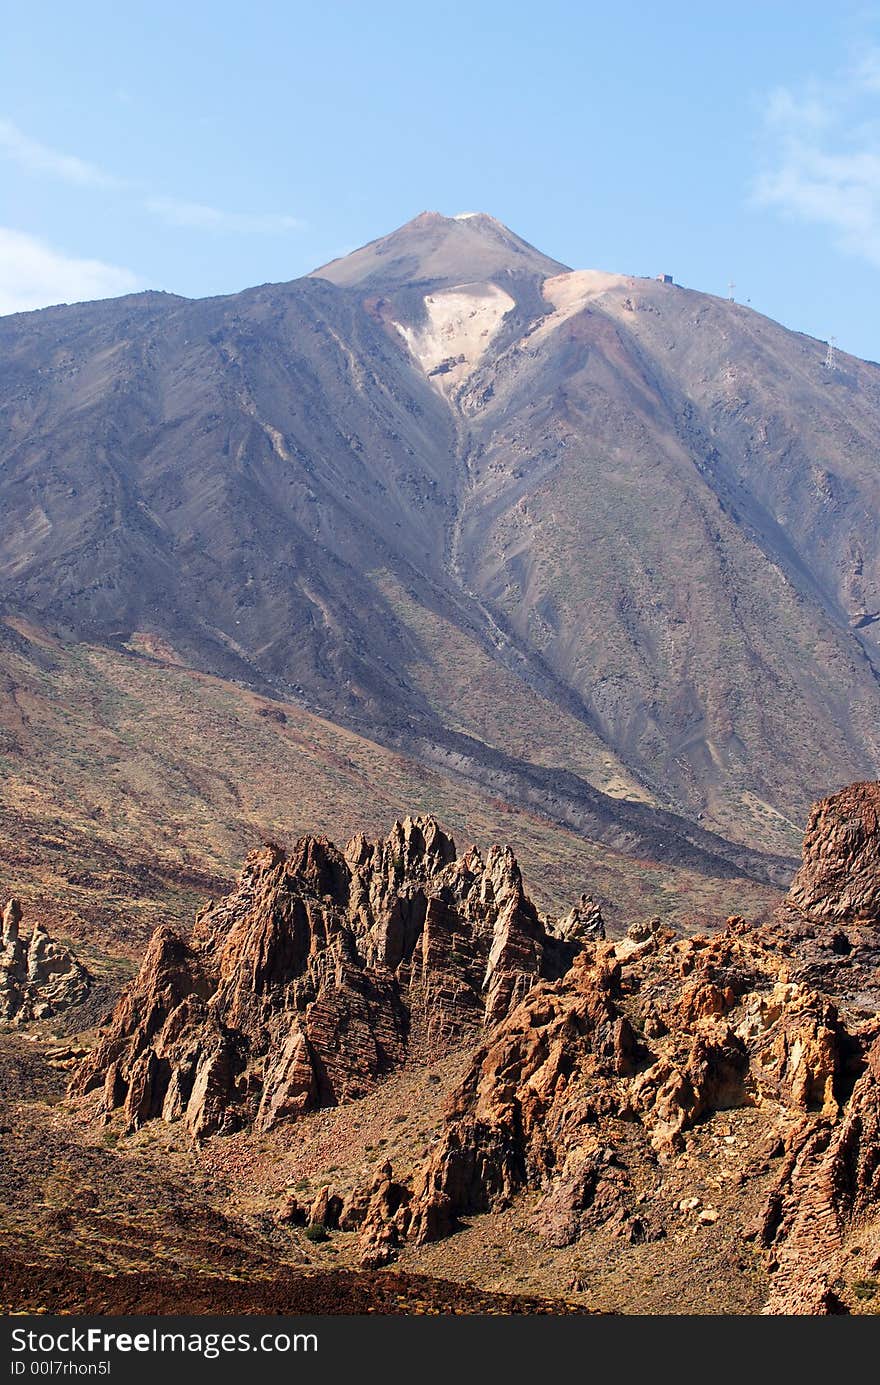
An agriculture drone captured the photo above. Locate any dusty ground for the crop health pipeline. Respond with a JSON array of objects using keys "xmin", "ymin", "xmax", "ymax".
[
  {"xmin": 0, "ymin": 1256, "xmax": 577, "ymax": 1316},
  {"xmin": 0, "ymin": 1020, "xmax": 776, "ymax": 1317},
  {"xmin": 0, "ymin": 1026, "xmax": 578, "ymax": 1314},
  {"xmin": 0, "ymin": 621, "xmax": 783, "ymax": 963},
  {"xmin": 6, "ymin": 1003, "xmax": 880, "ymax": 1314},
  {"xmin": 396, "ymin": 1112, "xmax": 774, "ymax": 1314}
]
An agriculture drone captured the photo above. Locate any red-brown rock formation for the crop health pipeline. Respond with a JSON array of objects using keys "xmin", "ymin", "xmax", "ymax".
[
  {"xmin": 787, "ymin": 781, "xmax": 880, "ymax": 923},
  {"xmin": 68, "ymin": 784, "xmax": 880, "ymax": 1314},
  {"xmin": 754, "ymin": 1032, "xmax": 880, "ymax": 1314},
  {"xmin": 350, "ymin": 785, "xmax": 880, "ymax": 1314},
  {"xmin": 70, "ymin": 817, "xmax": 578, "ymax": 1137}
]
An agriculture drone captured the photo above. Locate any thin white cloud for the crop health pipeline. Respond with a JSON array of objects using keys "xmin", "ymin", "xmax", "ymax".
[
  {"xmin": 0, "ymin": 116, "xmax": 304, "ymax": 237},
  {"xmin": 0, "ymin": 119, "xmax": 120, "ymax": 188},
  {"xmin": 0, "ymin": 121, "xmax": 305, "ymax": 314},
  {"xmin": 754, "ymin": 48, "xmax": 880, "ymax": 268},
  {"xmin": 854, "ymin": 48, "xmax": 880, "ymax": 94},
  {"xmin": 0, "ymin": 227, "xmax": 141, "ymax": 315},
  {"xmin": 145, "ymin": 196, "xmax": 304, "ymax": 234}
]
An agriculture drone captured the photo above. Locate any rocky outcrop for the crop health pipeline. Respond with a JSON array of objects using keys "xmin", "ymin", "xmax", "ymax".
[
  {"xmin": 405, "ymin": 946, "xmax": 642, "ymax": 1248},
  {"xmin": 355, "ymin": 1163, "xmax": 414, "ymax": 1269},
  {"xmin": 346, "ymin": 786, "xmax": 880, "ymax": 1314},
  {"xmin": 755, "ymin": 1033, "xmax": 880, "ymax": 1314},
  {"xmin": 353, "ymin": 912, "xmax": 874, "ymax": 1286},
  {"xmin": 0, "ymin": 899, "xmax": 90, "ymax": 1024},
  {"xmin": 70, "ymin": 817, "xmax": 580, "ymax": 1136},
  {"xmin": 787, "ymin": 781, "xmax": 880, "ymax": 923},
  {"xmin": 66, "ymin": 785, "xmax": 880, "ymax": 1313},
  {"xmin": 551, "ymin": 893, "xmax": 606, "ymax": 945}
]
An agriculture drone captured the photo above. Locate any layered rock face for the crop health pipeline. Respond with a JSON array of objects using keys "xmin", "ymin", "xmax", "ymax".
[
  {"xmin": 70, "ymin": 817, "xmax": 580, "ymax": 1137},
  {"xmin": 346, "ymin": 785, "xmax": 880, "ymax": 1312},
  {"xmin": 787, "ymin": 781, "xmax": 880, "ymax": 923},
  {"xmin": 0, "ymin": 899, "xmax": 90, "ymax": 1024},
  {"xmin": 756, "ymin": 1033, "xmax": 880, "ymax": 1314}
]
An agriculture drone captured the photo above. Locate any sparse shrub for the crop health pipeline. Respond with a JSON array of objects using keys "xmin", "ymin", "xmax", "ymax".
[
  {"xmin": 853, "ymin": 1279, "xmax": 878, "ymax": 1301},
  {"xmin": 304, "ymin": 1223, "xmax": 329, "ymax": 1243}
]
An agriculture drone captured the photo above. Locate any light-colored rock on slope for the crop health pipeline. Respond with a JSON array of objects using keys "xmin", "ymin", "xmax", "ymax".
[{"xmin": 1, "ymin": 899, "xmax": 90, "ymax": 1023}]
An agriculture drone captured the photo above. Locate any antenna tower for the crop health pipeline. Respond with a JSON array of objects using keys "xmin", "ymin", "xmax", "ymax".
[
  {"xmin": 728, "ymin": 280, "xmax": 736, "ymax": 302},
  {"xmin": 824, "ymin": 335, "xmax": 837, "ymax": 370}
]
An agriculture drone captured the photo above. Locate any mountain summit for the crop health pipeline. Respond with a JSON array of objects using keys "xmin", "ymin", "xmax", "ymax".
[
  {"xmin": 1, "ymin": 210, "xmax": 879, "ymax": 877},
  {"xmin": 310, "ymin": 210, "xmax": 569, "ymax": 290}
]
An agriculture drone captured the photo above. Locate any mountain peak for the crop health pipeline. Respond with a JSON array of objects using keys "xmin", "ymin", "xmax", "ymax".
[{"xmin": 310, "ymin": 210, "xmax": 569, "ymax": 290}]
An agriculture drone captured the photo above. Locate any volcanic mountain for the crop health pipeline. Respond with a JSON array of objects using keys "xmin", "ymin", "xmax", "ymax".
[{"xmin": 2, "ymin": 209, "xmax": 880, "ymax": 921}]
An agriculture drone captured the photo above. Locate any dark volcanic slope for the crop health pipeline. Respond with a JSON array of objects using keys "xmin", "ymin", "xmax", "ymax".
[
  {"xmin": 447, "ymin": 270, "xmax": 880, "ymax": 846},
  {"xmin": 0, "ymin": 278, "xmax": 460, "ymax": 708},
  {"xmin": 1, "ymin": 211, "xmax": 879, "ymax": 867}
]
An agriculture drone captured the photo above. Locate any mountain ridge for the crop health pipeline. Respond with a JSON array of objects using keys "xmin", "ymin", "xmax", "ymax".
[{"xmin": 1, "ymin": 209, "xmax": 879, "ymax": 880}]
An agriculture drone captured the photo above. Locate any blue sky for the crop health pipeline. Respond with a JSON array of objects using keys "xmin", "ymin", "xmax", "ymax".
[{"xmin": 2, "ymin": 1, "xmax": 880, "ymax": 360}]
